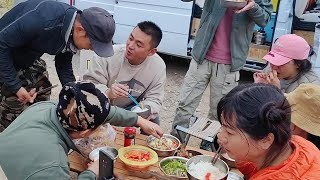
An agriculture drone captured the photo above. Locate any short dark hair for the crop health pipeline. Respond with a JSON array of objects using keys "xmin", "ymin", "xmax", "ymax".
[
  {"xmin": 217, "ymin": 83, "xmax": 291, "ymax": 168},
  {"xmin": 293, "ymin": 59, "xmax": 312, "ymax": 77},
  {"xmin": 137, "ymin": 21, "xmax": 162, "ymax": 48}
]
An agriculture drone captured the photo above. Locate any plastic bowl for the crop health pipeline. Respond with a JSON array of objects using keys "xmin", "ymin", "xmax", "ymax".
[
  {"xmin": 89, "ymin": 146, "xmax": 118, "ymax": 161},
  {"xmin": 118, "ymin": 145, "xmax": 158, "ymax": 170},
  {"xmin": 159, "ymin": 156, "xmax": 189, "ymax": 179},
  {"xmin": 220, "ymin": 0, "xmax": 247, "ymax": 8},
  {"xmin": 146, "ymin": 134, "xmax": 181, "ymax": 157},
  {"xmin": 186, "ymin": 155, "xmax": 229, "ymax": 180}
]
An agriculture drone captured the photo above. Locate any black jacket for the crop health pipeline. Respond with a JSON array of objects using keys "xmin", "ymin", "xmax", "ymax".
[{"xmin": 0, "ymin": 0, "xmax": 78, "ymax": 92}]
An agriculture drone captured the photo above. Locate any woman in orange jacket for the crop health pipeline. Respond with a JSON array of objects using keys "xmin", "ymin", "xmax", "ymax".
[{"xmin": 217, "ymin": 83, "xmax": 320, "ymax": 179}]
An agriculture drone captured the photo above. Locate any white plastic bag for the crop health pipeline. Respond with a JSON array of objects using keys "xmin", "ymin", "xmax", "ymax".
[{"xmin": 73, "ymin": 123, "xmax": 117, "ymax": 157}]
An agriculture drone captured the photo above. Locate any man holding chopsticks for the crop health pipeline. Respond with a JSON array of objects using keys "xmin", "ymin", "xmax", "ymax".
[
  {"xmin": 0, "ymin": 0, "xmax": 116, "ymax": 131},
  {"xmin": 83, "ymin": 21, "xmax": 166, "ymax": 125}
]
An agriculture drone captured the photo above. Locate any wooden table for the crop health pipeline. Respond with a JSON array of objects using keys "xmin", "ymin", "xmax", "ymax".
[{"xmin": 68, "ymin": 130, "xmax": 241, "ymax": 179}]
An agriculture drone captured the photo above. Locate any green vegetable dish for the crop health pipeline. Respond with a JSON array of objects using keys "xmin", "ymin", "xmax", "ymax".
[{"xmin": 161, "ymin": 159, "xmax": 187, "ymax": 177}]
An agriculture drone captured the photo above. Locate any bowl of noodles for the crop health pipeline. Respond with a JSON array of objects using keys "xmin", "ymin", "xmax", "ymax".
[
  {"xmin": 146, "ymin": 134, "xmax": 181, "ymax": 157},
  {"xmin": 118, "ymin": 145, "xmax": 158, "ymax": 170}
]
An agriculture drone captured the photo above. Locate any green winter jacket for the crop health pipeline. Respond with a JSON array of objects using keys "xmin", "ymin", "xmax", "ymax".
[
  {"xmin": 183, "ymin": 0, "xmax": 273, "ymax": 71},
  {"xmin": 0, "ymin": 101, "xmax": 138, "ymax": 180}
]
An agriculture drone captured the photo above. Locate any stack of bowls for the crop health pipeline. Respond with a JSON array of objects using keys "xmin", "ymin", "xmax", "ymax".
[{"xmin": 220, "ymin": 0, "xmax": 248, "ymax": 8}]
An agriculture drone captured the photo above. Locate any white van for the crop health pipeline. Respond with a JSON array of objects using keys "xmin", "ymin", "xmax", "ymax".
[{"xmin": 48, "ymin": 0, "xmax": 320, "ymax": 74}]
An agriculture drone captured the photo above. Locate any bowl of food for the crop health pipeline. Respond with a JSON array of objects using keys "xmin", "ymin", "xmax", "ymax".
[
  {"xmin": 89, "ymin": 146, "xmax": 118, "ymax": 161},
  {"xmin": 118, "ymin": 145, "xmax": 158, "ymax": 170},
  {"xmin": 146, "ymin": 134, "xmax": 181, "ymax": 157},
  {"xmin": 186, "ymin": 155, "xmax": 229, "ymax": 180},
  {"xmin": 159, "ymin": 156, "xmax": 188, "ymax": 179},
  {"xmin": 131, "ymin": 104, "xmax": 151, "ymax": 119},
  {"xmin": 220, "ymin": 0, "xmax": 247, "ymax": 9},
  {"xmin": 176, "ymin": 148, "xmax": 203, "ymax": 159},
  {"xmin": 221, "ymin": 152, "xmax": 236, "ymax": 168}
]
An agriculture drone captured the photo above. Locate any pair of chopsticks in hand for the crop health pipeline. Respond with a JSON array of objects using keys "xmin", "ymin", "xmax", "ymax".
[
  {"xmin": 114, "ymin": 80, "xmax": 143, "ymax": 109},
  {"xmin": 127, "ymin": 93, "xmax": 143, "ymax": 109},
  {"xmin": 36, "ymin": 84, "xmax": 58, "ymax": 95}
]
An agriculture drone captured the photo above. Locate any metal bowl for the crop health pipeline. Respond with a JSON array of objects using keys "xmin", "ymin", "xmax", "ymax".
[
  {"xmin": 89, "ymin": 146, "xmax": 118, "ymax": 161},
  {"xmin": 146, "ymin": 134, "xmax": 181, "ymax": 157},
  {"xmin": 221, "ymin": 152, "xmax": 236, "ymax": 168},
  {"xmin": 220, "ymin": 0, "xmax": 247, "ymax": 8},
  {"xmin": 227, "ymin": 172, "xmax": 244, "ymax": 180},
  {"xmin": 159, "ymin": 156, "xmax": 188, "ymax": 179},
  {"xmin": 131, "ymin": 105, "xmax": 151, "ymax": 119},
  {"xmin": 186, "ymin": 155, "xmax": 229, "ymax": 180}
]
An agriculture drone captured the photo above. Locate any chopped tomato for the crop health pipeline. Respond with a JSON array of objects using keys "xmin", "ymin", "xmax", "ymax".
[
  {"xmin": 125, "ymin": 150, "xmax": 151, "ymax": 162},
  {"xmin": 205, "ymin": 172, "xmax": 211, "ymax": 180}
]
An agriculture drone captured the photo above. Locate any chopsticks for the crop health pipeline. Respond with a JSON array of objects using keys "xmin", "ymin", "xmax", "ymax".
[
  {"xmin": 114, "ymin": 80, "xmax": 142, "ymax": 109},
  {"xmin": 128, "ymin": 93, "xmax": 142, "ymax": 108},
  {"xmin": 36, "ymin": 84, "xmax": 58, "ymax": 95},
  {"xmin": 212, "ymin": 146, "xmax": 222, "ymax": 165}
]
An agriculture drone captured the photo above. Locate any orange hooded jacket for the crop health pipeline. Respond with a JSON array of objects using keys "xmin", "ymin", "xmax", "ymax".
[{"xmin": 237, "ymin": 136, "xmax": 320, "ymax": 179}]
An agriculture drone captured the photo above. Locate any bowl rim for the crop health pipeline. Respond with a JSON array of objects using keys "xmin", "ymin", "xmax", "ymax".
[
  {"xmin": 89, "ymin": 146, "xmax": 118, "ymax": 161},
  {"xmin": 146, "ymin": 134, "xmax": 181, "ymax": 152},
  {"xmin": 221, "ymin": 152, "xmax": 235, "ymax": 162},
  {"xmin": 159, "ymin": 156, "xmax": 189, "ymax": 178},
  {"xmin": 118, "ymin": 145, "xmax": 158, "ymax": 167}
]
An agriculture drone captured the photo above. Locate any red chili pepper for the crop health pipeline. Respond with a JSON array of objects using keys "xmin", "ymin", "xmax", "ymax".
[{"xmin": 205, "ymin": 172, "xmax": 211, "ymax": 180}]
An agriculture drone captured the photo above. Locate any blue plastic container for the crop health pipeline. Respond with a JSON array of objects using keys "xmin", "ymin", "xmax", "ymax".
[{"xmin": 254, "ymin": 13, "xmax": 276, "ymax": 43}]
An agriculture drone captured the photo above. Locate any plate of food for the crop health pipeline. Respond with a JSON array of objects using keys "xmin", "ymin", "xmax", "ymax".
[
  {"xmin": 159, "ymin": 156, "xmax": 188, "ymax": 179},
  {"xmin": 146, "ymin": 134, "xmax": 181, "ymax": 157},
  {"xmin": 118, "ymin": 145, "xmax": 158, "ymax": 170}
]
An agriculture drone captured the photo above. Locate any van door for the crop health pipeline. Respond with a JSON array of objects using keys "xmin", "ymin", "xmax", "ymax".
[{"xmin": 113, "ymin": 0, "xmax": 193, "ymax": 57}]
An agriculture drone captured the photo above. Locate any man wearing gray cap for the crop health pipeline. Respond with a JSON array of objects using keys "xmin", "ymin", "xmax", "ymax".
[{"xmin": 0, "ymin": 0, "xmax": 115, "ymax": 131}]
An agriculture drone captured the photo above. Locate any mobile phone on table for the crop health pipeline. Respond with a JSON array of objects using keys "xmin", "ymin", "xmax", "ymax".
[{"xmin": 98, "ymin": 150, "xmax": 115, "ymax": 180}]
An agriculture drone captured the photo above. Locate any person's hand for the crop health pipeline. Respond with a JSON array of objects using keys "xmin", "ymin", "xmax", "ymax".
[
  {"xmin": 235, "ymin": 0, "xmax": 255, "ymax": 13},
  {"xmin": 16, "ymin": 87, "xmax": 37, "ymax": 104},
  {"xmin": 253, "ymin": 72, "xmax": 268, "ymax": 84},
  {"xmin": 136, "ymin": 116, "xmax": 163, "ymax": 138},
  {"xmin": 266, "ymin": 70, "xmax": 281, "ymax": 89},
  {"xmin": 87, "ymin": 160, "xmax": 99, "ymax": 177},
  {"xmin": 106, "ymin": 83, "xmax": 129, "ymax": 99}
]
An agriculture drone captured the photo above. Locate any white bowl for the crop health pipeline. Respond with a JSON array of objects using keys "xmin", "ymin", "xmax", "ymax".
[{"xmin": 89, "ymin": 146, "xmax": 118, "ymax": 161}]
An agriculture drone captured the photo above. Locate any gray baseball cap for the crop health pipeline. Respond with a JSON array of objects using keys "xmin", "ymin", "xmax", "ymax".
[{"xmin": 80, "ymin": 7, "xmax": 115, "ymax": 57}]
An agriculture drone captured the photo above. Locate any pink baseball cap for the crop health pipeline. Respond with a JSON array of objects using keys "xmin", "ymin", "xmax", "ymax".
[{"xmin": 263, "ymin": 34, "xmax": 310, "ymax": 66}]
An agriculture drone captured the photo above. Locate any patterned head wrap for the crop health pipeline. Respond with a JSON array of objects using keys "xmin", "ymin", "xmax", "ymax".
[{"xmin": 56, "ymin": 81, "xmax": 110, "ymax": 131}]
